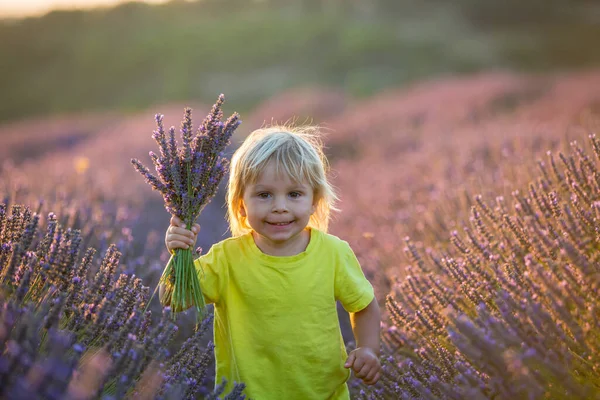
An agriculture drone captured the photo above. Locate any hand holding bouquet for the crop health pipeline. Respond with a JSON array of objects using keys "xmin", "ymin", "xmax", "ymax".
[{"xmin": 131, "ymin": 95, "xmax": 240, "ymax": 322}]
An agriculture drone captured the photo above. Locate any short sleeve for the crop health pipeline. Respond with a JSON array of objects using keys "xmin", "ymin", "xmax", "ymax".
[
  {"xmin": 194, "ymin": 243, "xmax": 229, "ymax": 305},
  {"xmin": 334, "ymin": 241, "xmax": 374, "ymax": 313}
]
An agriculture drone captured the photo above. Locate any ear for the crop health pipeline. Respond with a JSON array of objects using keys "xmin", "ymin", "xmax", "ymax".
[{"xmin": 239, "ymin": 202, "xmax": 246, "ymax": 217}]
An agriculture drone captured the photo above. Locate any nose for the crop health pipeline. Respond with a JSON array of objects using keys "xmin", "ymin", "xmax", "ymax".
[{"xmin": 272, "ymin": 196, "xmax": 288, "ymax": 213}]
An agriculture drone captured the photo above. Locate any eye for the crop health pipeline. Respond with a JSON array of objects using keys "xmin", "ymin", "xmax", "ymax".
[
  {"xmin": 257, "ymin": 192, "xmax": 271, "ymax": 199},
  {"xmin": 289, "ymin": 191, "xmax": 302, "ymax": 199}
]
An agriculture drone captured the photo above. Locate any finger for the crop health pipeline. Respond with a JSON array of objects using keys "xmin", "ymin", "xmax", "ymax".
[
  {"xmin": 166, "ymin": 229, "xmax": 194, "ymax": 243},
  {"xmin": 172, "ymin": 215, "xmax": 186, "ymax": 228},
  {"xmin": 364, "ymin": 367, "xmax": 379, "ymax": 383},
  {"xmin": 167, "ymin": 240, "xmax": 191, "ymax": 250},
  {"xmin": 192, "ymin": 223, "xmax": 201, "ymax": 235},
  {"xmin": 169, "ymin": 233, "xmax": 195, "ymax": 246},
  {"xmin": 356, "ymin": 363, "xmax": 371, "ymax": 379},
  {"xmin": 344, "ymin": 352, "xmax": 356, "ymax": 369},
  {"xmin": 352, "ymin": 358, "xmax": 365, "ymax": 373},
  {"xmin": 169, "ymin": 227, "xmax": 195, "ymax": 238},
  {"xmin": 363, "ymin": 371, "xmax": 381, "ymax": 386}
]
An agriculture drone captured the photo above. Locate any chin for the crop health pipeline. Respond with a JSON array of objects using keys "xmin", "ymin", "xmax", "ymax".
[{"xmin": 263, "ymin": 229, "xmax": 299, "ymax": 243}]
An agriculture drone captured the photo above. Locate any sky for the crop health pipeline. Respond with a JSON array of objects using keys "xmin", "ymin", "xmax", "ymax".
[{"xmin": 0, "ymin": 0, "xmax": 170, "ymax": 18}]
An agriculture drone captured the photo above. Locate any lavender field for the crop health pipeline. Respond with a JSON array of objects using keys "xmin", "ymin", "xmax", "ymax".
[{"xmin": 1, "ymin": 69, "xmax": 599, "ymax": 399}]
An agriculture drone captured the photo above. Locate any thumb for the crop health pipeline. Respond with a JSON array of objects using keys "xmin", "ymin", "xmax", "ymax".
[
  {"xmin": 344, "ymin": 351, "xmax": 356, "ymax": 369},
  {"xmin": 170, "ymin": 215, "xmax": 181, "ymax": 227}
]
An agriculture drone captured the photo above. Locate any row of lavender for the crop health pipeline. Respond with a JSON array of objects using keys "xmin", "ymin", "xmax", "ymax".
[
  {"xmin": 4, "ymin": 138, "xmax": 595, "ymax": 399},
  {"xmin": 1, "ymin": 71, "xmax": 599, "ymax": 398},
  {"xmin": 0, "ymin": 203, "xmax": 246, "ymax": 398},
  {"xmin": 353, "ymin": 135, "xmax": 600, "ymax": 398}
]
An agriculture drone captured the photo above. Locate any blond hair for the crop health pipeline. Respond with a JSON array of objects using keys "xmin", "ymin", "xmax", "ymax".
[{"xmin": 226, "ymin": 125, "xmax": 338, "ymax": 237}]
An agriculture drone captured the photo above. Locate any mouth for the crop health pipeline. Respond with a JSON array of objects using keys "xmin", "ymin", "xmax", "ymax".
[{"xmin": 267, "ymin": 221, "xmax": 294, "ymax": 226}]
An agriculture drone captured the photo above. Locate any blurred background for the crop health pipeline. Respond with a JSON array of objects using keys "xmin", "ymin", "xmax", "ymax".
[{"xmin": 1, "ymin": 0, "xmax": 599, "ymax": 123}]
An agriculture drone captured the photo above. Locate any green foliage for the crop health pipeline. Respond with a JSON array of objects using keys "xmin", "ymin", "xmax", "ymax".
[{"xmin": 1, "ymin": 1, "xmax": 600, "ymax": 124}]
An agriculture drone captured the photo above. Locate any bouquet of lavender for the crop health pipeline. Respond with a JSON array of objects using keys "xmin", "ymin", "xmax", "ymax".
[{"xmin": 131, "ymin": 95, "xmax": 240, "ymax": 322}]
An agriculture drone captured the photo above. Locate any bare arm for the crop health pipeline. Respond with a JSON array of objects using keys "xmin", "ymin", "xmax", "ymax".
[
  {"xmin": 350, "ymin": 297, "xmax": 381, "ymax": 352},
  {"xmin": 345, "ymin": 297, "xmax": 382, "ymax": 385}
]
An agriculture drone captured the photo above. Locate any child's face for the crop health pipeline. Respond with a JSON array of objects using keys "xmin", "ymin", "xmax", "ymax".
[{"xmin": 241, "ymin": 160, "xmax": 316, "ymax": 247}]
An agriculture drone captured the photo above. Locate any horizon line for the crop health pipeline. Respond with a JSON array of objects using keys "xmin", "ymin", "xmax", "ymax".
[{"xmin": 0, "ymin": 0, "xmax": 173, "ymax": 20}]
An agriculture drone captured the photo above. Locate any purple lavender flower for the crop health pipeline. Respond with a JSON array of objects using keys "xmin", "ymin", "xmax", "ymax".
[{"xmin": 131, "ymin": 95, "xmax": 241, "ymax": 323}]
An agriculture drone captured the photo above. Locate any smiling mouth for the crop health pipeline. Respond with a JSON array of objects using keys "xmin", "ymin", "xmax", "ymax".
[{"xmin": 267, "ymin": 221, "xmax": 293, "ymax": 226}]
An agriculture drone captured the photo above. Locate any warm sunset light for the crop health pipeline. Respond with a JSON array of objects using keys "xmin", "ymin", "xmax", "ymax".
[
  {"xmin": 1, "ymin": 0, "xmax": 599, "ymax": 396},
  {"xmin": 0, "ymin": 0, "xmax": 171, "ymax": 18}
]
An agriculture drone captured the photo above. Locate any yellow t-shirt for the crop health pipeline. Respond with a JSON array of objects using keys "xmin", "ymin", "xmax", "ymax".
[{"xmin": 194, "ymin": 228, "xmax": 374, "ymax": 400}]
